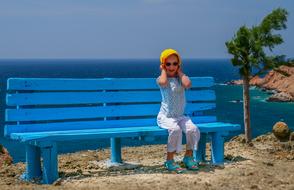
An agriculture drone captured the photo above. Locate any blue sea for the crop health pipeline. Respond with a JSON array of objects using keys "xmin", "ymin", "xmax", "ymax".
[{"xmin": 0, "ymin": 59, "xmax": 293, "ymax": 162}]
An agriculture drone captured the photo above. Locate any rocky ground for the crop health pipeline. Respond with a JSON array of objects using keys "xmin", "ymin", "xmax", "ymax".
[{"xmin": 0, "ymin": 133, "xmax": 294, "ymax": 190}]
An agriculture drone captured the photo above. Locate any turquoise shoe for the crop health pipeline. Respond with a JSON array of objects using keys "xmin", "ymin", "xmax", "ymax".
[
  {"xmin": 183, "ymin": 156, "xmax": 199, "ymax": 170},
  {"xmin": 164, "ymin": 160, "xmax": 186, "ymax": 174}
]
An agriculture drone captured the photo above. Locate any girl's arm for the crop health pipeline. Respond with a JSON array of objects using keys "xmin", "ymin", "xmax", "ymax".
[
  {"xmin": 178, "ymin": 67, "xmax": 192, "ymax": 89},
  {"xmin": 157, "ymin": 65, "xmax": 168, "ymax": 87}
]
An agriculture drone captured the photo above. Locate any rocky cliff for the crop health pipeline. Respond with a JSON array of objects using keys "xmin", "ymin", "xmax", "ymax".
[{"xmin": 228, "ymin": 66, "xmax": 294, "ymax": 102}]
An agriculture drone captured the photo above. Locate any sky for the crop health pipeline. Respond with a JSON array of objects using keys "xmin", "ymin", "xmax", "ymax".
[{"xmin": 0, "ymin": 0, "xmax": 293, "ymax": 59}]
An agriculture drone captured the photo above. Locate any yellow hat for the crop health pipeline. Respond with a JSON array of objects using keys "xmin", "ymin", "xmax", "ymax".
[{"xmin": 160, "ymin": 48, "xmax": 181, "ymax": 65}]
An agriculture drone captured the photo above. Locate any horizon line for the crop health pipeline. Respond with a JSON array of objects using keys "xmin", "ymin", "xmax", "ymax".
[{"xmin": 0, "ymin": 57, "xmax": 231, "ymax": 60}]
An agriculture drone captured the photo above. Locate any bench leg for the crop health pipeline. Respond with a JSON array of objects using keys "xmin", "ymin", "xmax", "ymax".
[
  {"xmin": 110, "ymin": 138, "xmax": 122, "ymax": 163},
  {"xmin": 41, "ymin": 143, "xmax": 58, "ymax": 184},
  {"xmin": 211, "ymin": 132, "xmax": 224, "ymax": 165},
  {"xmin": 22, "ymin": 144, "xmax": 42, "ymax": 181},
  {"xmin": 194, "ymin": 133, "xmax": 206, "ymax": 162}
]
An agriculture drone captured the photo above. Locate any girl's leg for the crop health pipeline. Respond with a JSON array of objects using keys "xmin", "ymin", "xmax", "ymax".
[
  {"xmin": 179, "ymin": 116, "xmax": 201, "ymax": 170},
  {"xmin": 167, "ymin": 151, "xmax": 176, "ymax": 160},
  {"xmin": 185, "ymin": 149, "xmax": 193, "ymax": 157},
  {"xmin": 157, "ymin": 114, "xmax": 186, "ymax": 173},
  {"xmin": 157, "ymin": 114, "xmax": 183, "ymax": 155},
  {"xmin": 178, "ymin": 116, "xmax": 200, "ymax": 154}
]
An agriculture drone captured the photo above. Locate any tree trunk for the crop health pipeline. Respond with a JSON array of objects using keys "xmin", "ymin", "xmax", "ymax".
[{"xmin": 243, "ymin": 75, "xmax": 252, "ymax": 142}]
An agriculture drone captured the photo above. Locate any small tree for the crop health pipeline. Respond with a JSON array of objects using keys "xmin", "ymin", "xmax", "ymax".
[{"xmin": 225, "ymin": 8, "xmax": 289, "ymax": 143}]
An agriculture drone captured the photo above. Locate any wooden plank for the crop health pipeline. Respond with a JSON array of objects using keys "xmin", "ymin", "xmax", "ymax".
[
  {"xmin": 7, "ymin": 77, "xmax": 214, "ymax": 91},
  {"xmin": 7, "ymin": 78, "xmax": 157, "ymax": 91},
  {"xmin": 10, "ymin": 126, "xmax": 167, "ymax": 142},
  {"xmin": 9, "ymin": 122, "xmax": 240, "ymax": 142},
  {"xmin": 6, "ymin": 103, "xmax": 216, "ymax": 122},
  {"xmin": 196, "ymin": 122, "xmax": 241, "ymax": 132},
  {"xmin": 6, "ymin": 90, "xmax": 215, "ymax": 106},
  {"xmin": 4, "ymin": 116, "xmax": 217, "ymax": 135}
]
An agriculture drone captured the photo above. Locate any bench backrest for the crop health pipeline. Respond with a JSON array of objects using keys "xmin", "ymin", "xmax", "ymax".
[{"xmin": 4, "ymin": 77, "xmax": 216, "ymax": 136}]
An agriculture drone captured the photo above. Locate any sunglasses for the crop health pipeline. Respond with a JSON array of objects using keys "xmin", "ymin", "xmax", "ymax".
[{"xmin": 165, "ymin": 62, "xmax": 179, "ymax": 67}]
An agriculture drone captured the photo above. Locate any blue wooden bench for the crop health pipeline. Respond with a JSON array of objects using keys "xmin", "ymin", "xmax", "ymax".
[{"xmin": 4, "ymin": 77, "xmax": 240, "ymax": 184}]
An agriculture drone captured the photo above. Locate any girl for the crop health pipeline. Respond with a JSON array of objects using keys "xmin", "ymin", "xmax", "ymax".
[{"xmin": 157, "ymin": 48, "xmax": 200, "ymax": 173}]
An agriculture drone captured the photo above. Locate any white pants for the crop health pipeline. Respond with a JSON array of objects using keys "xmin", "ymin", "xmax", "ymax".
[{"xmin": 157, "ymin": 113, "xmax": 201, "ymax": 153}]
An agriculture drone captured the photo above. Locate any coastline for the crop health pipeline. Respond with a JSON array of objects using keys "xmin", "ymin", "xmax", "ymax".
[
  {"xmin": 227, "ymin": 66, "xmax": 294, "ymax": 102},
  {"xmin": 1, "ymin": 133, "xmax": 293, "ymax": 190}
]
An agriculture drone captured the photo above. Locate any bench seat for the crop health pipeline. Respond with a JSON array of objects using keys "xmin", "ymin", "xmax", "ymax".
[
  {"xmin": 4, "ymin": 77, "xmax": 241, "ymax": 184},
  {"xmin": 9, "ymin": 122, "xmax": 240, "ymax": 143}
]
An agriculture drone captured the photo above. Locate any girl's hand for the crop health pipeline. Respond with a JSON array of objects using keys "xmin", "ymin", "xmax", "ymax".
[
  {"xmin": 177, "ymin": 66, "xmax": 184, "ymax": 77},
  {"xmin": 160, "ymin": 64, "xmax": 166, "ymax": 71},
  {"xmin": 177, "ymin": 66, "xmax": 191, "ymax": 88}
]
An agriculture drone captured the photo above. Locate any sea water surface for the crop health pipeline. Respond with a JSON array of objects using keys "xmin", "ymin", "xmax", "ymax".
[{"xmin": 0, "ymin": 59, "xmax": 293, "ymax": 162}]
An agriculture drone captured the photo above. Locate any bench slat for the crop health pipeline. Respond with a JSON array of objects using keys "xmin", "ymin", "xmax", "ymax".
[
  {"xmin": 7, "ymin": 77, "xmax": 214, "ymax": 91},
  {"xmin": 6, "ymin": 103, "xmax": 216, "ymax": 122},
  {"xmin": 9, "ymin": 122, "xmax": 241, "ymax": 143},
  {"xmin": 6, "ymin": 90, "xmax": 216, "ymax": 106},
  {"xmin": 11, "ymin": 126, "xmax": 166, "ymax": 142},
  {"xmin": 4, "ymin": 116, "xmax": 217, "ymax": 136}
]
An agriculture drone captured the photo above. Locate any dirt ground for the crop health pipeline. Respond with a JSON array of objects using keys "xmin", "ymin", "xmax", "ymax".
[{"xmin": 1, "ymin": 133, "xmax": 294, "ymax": 190}]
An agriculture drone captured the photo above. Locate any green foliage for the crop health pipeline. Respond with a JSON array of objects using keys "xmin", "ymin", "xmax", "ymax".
[{"xmin": 225, "ymin": 8, "xmax": 289, "ymax": 77}]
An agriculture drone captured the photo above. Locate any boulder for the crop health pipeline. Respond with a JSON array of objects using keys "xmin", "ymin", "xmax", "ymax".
[
  {"xmin": 0, "ymin": 144, "xmax": 13, "ymax": 167},
  {"xmin": 227, "ymin": 79, "xmax": 243, "ymax": 85},
  {"xmin": 272, "ymin": 122, "xmax": 291, "ymax": 141},
  {"xmin": 267, "ymin": 92, "xmax": 293, "ymax": 102}
]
